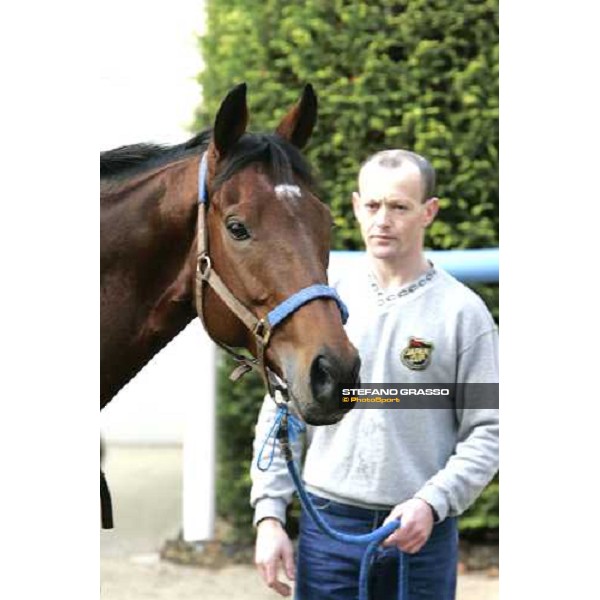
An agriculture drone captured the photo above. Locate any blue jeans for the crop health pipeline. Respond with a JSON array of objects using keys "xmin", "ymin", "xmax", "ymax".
[{"xmin": 295, "ymin": 493, "xmax": 458, "ymax": 600}]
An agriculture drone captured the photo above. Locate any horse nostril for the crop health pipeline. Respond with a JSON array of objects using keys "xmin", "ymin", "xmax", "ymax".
[
  {"xmin": 310, "ymin": 355, "xmax": 335, "ymax": 402},
  {"xmin": 312, "ymin": 355, "xmax": 332, "ymax": 386},
  {"xmin": 310, "ymin": 352, "xmax": 361, "ymax": 407}
]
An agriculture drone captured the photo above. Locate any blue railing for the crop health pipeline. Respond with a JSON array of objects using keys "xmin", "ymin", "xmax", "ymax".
[{"xmin": 330, "ymin": 248, "xmax": 499, "ymax": 284}]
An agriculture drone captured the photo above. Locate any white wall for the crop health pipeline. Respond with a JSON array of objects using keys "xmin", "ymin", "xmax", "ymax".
[
  {"xmin": 100, "ymin": 0, "xmax": 206, "ymax": 150},
  {"xmin": 100, "ymin": 1, "xmax": 211, "ymax": 445}
]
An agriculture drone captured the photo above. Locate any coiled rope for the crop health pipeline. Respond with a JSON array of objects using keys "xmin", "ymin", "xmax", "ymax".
[{"xmin": 257, "ymin": 403, "xmax": 406, "ymax": 599}]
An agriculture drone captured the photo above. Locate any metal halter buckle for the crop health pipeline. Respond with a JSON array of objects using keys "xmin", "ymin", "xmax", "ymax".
[
  {"xmin": 197, "ymin": 255, "xmax": 212, "ymax": 280},
  {"xmin": 253, "ymin": 318, "xmax": 272, "ymax": 345}
]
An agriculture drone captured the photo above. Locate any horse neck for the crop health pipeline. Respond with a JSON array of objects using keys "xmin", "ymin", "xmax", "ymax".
[{"xmin": 100, "ymin": 158, "xmax": 199, "ymax": 407}]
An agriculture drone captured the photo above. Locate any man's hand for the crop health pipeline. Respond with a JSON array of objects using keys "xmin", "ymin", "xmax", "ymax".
[
  {"xmin": 255, "ymin": 518, "xmax": 296, "ymax": 597},
  {"xmin": 381, "ymin": 498, "xmax": 435, "ymax": 554}
]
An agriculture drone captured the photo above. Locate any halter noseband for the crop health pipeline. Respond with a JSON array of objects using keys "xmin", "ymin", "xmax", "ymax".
[{"xmin": 194, "ymin": 153, "xmax": 349, "ymax": 398}]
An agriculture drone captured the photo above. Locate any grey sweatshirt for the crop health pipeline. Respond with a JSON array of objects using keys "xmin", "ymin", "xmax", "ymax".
[{"xmin": 251, "ymin": 258, "xmax": 499, "ymax": 525}]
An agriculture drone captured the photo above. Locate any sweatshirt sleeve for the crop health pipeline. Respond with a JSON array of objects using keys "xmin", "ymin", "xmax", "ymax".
[
  {"xmin": 415, "ymin": 327, "xmax": 499, "ymax": 522},
  {"xmin": 250, "ymin": 392, "xmax": 306, "ymax": 527}
]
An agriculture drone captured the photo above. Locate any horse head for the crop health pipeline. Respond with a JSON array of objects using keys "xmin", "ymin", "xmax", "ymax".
[{"xmin": 199, "ymin": 84, "xmax": 360, "ymax": 425}]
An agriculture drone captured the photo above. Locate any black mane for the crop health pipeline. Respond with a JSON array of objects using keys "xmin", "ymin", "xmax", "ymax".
[
  {"xmin": 100, "ymin": 130, "xmax": 315, "ymax": 189},
  {"xmin": 100, "ymin": 131, "xmax": 210, "ymax": 179}
]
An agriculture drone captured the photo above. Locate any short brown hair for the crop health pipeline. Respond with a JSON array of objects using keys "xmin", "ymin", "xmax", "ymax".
[{"xmin": 360, "ymin": 149, "xmax": 436, "ymax": 202}]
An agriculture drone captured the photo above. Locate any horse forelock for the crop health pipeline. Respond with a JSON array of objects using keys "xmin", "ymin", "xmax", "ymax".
[{"xmin": 213, "ymin": 133, "xmax": 315, "ymax": 192}]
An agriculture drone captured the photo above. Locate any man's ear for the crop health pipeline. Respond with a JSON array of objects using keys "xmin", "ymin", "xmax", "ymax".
[
  {"xmin": 422, "ymin": 197, "xmax": 439, "ymax": 227},
  {"xmin": 352, "ymin": 192, "xmax": 361, "ymax": 219}
]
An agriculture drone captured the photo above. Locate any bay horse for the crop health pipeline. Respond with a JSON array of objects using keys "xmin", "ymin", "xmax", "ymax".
[{"xmin": 100, "ymin": 85, "xmax": 360, "ymax": 501}]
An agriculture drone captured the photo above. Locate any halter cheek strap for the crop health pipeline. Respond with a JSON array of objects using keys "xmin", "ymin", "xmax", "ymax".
[{"xmin": 194, "ymin": 152, "xmax": 349, "ymax": 396}]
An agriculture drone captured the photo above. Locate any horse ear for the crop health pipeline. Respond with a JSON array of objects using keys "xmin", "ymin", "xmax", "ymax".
[
  {"xmin": 212, "ymin": 83, "xmax": 248, "ymax": 159},
  {"xmin": 275, "ymin": 84, "xmax": 317, "ymax": 149}
]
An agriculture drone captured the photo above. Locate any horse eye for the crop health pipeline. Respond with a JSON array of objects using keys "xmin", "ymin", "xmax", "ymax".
[{"xmin": 226, "ymin": 220, "xmax": 250, "ymax": 241}]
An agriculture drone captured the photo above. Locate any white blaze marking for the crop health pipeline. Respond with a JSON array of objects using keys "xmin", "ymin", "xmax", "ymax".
[{"xmin": 274, "ymin": 184, "xmax": 301, "ymax": 199}]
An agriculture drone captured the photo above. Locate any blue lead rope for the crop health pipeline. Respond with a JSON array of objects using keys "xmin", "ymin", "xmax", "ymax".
[
  {"xmin": 257, "ymin": 404, "xmax": 407, "ymax": 600},
  {"xmin": 256, "ymin": 403, "xmax": 307, "ymax": 473}
]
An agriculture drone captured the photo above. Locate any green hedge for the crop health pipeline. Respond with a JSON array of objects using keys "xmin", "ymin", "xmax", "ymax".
[
  {"xmin": 215, "ymin": 356, "xmax": 264, "ymax": 544},
  {"xmin": 197, "ymin": 0, "xmax": 499, "ymax": 543}
]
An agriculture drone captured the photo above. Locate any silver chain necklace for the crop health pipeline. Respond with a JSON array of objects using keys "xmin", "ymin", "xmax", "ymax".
[{"xmin": 368, "ymin": 265, "xmax": 437, "ymax": 307}]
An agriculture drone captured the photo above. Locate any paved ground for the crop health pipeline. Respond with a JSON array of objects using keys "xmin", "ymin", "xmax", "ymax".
[{"xmin": 101, "ymin": 445, "xmax": 498, "ymax": 599}]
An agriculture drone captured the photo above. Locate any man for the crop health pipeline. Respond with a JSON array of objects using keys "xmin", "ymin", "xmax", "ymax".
[{"xmin": 250, "ymin": 149, "xmax": 499, "ymax": 599}]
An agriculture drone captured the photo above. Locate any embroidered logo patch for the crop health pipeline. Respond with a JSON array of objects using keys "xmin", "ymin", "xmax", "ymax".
[{"xmin": 401, "ymin": 337, "xmax": 434, "ymax": 371}]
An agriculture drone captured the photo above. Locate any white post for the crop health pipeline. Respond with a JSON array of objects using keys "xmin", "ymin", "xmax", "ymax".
[{"xmin": 182, "ymin": 325, "xmax": 217, "ymax": 542}]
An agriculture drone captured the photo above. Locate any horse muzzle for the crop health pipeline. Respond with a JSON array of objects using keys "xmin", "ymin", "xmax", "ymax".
[{"xmin": 287, "ymin": 347, "xmax": 361, "ymax": 425}]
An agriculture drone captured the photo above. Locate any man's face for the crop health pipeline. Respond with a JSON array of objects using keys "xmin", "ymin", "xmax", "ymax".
[{"xmin": 352, "ymin": 162, "xmax": 438, "ymax": 261}]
